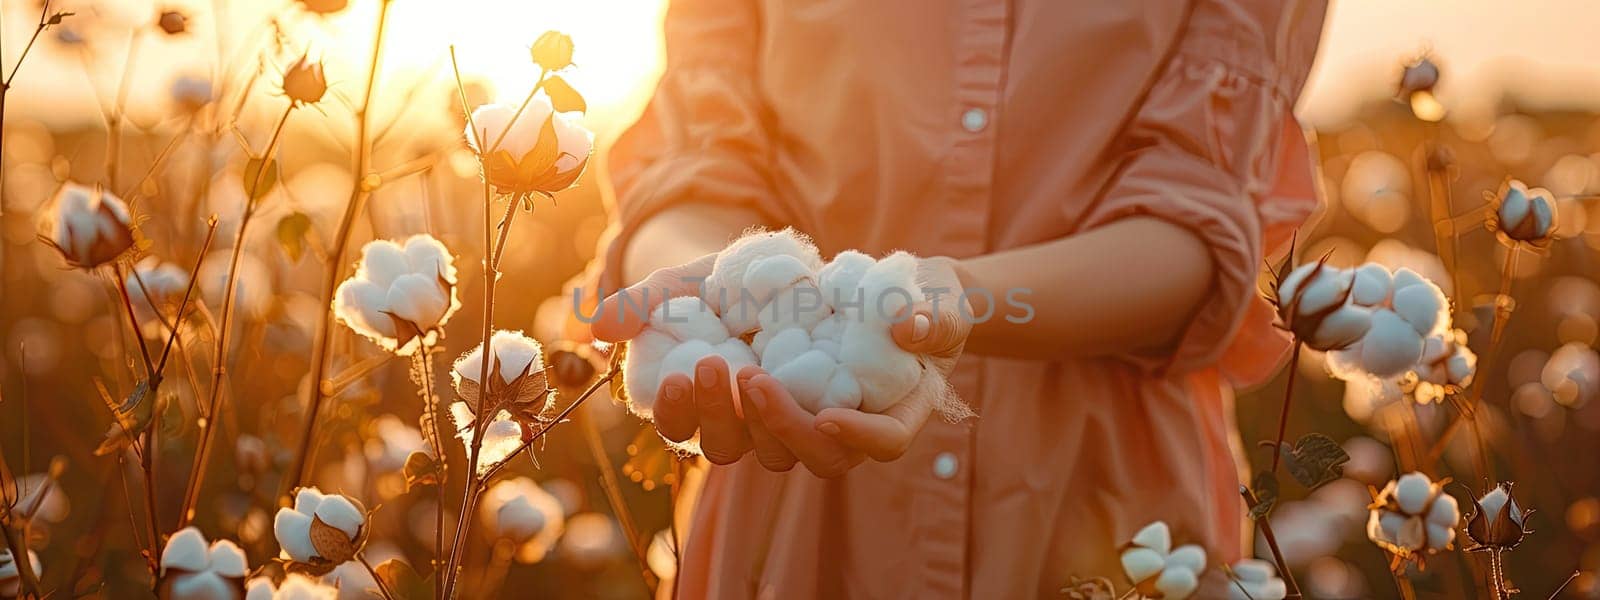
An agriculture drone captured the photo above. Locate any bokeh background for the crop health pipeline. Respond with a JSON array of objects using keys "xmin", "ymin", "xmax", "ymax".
[{"xmin": 2, "ymin": 0, "xmax": 1600, "ymax": 597}]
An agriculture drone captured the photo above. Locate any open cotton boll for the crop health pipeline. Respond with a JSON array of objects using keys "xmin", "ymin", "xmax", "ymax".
[
  {"xmin": 621, "ymin": 296, "xmax": 755, "ymax": 419},
  {"xmin": 1390, "ymin": 272, "xmax": 1447, "ymax": 337},
  {"xmin": 1350, "ymin": 263, "xmax": 1393, "ymax": 306},
  {"xmin": 450, "ymin": 403, "xmax": 526, "ymax": 474},
  {"xmin": 1350, "ymin": 310, "xmax": 1425, "ymax": 378},
  {"xmin": 333, "ymin": 235, "xmax": 460, "ymax": 356},
  {"xmin": 273, "ymin": 487, "xmax": 367, "ymax": 566},
  {"xmin": 837, "ymin": 252, "xmax": 925, "ymax": 413},
  {"xmin": 703, "ymin": 228, "xmax": 823, "ymax": 334},
  {"xmin": 1228, "ymin": 559, "xmax": 1288, "ymax": 600}
]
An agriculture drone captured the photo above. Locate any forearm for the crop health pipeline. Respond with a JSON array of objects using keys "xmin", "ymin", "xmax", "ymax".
[
  {"xmin": 621, "ymin": 203, "xmax": 773, "ymax": 285},
  {"xmin": 955, "ymin": 216, "xmax": 1216, "ymax": 359}
]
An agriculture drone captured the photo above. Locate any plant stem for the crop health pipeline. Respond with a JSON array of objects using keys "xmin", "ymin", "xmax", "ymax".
[
  {"xmin": 1269, "ymin": 342, "xmax": 1302, "ymax": 473},
  {"xmin": 359, "ymin": 553, "xmax": 397, "ymax": 600},
  {"xmin": 580, "ymin": 411, "xmax": 657, "ymax": 591},
  {"xmin": 413, "ymin": 348, "xmax": 446, "ymax": 600},
  {"xmin": 1489, "ymin": 549, "xmax": 1507, "ymax": 600},
  {"xmin": 1241, "ymin": 486, "xmax": 1302, "ymax": 599},
  {"xmin": 178, "ymin": 102, "xmax": 293, "ymax": 527},
  {"xmin": 1423, "ymin": 247, "xmax": 1520, "ymax": 473},
  {"xmin": 283, "ymin": 0, "xmax": 394, "ymax": 499}
]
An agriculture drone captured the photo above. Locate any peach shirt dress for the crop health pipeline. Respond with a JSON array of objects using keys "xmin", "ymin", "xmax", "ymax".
[{"xmin": 596, "ymin": 0, "xmax": 1329, "ymax": 596}]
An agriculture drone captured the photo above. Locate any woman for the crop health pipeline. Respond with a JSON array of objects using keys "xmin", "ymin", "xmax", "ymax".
[{"xmin": 591, "ymin": 0, "xmax": 1328, "ymax": 596}]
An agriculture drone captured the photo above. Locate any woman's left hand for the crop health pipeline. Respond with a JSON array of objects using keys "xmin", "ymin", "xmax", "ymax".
[{"xmin": 737, "ymin": 256, "xmax": 972, "ymax": 476}]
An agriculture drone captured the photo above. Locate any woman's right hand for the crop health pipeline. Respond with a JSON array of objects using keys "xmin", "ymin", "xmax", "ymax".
[{"xmin": 591, "ymin": 255, "xmax": 757, "ymax": 465}]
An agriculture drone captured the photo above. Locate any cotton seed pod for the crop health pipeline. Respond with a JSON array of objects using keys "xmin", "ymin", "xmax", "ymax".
[
  {"xmin": 1366, "ymin": 472, "xmax": 1459, "ymax": 558},
  {"xmin": 1491, "ymin": 179, "xmax": 1557, "ymax": 244},
  {"xmin": 1275, "ymin": 262, "xmax": 1370, "ymax": 351},
  {"xmin": 1466, "ymin": 482, "xmax": 1533, "ymax": 550},
  {"xmin": 282, "ymin": 54, "xmax": 327, "ymax": 106},
  {"xmin": 530, "ymin": 30, "xmax": 575, "ymax": 71},
  {"xmin": 44, "ymin": 182, "xmax": 136, "ymax": 269},
  {"xmin": 1118, "ymin": 521, "xmax": 1206, "ymax": 600},
  {"xmin": 158, "ymin": 10, "xmax": 187, "ymax": 34},
  {"xmin": 159, "ymin": 527, "xmax": 249, "ymax": 600},
  {"xmin": 466, "ymin": 100, "xmax": 594, "ymax": 196},
  {"xmin": 272, "ymin": 488, "xmax": 368, "ymax": 573}
]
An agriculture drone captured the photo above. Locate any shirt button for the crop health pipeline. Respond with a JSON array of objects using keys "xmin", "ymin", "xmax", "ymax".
[
  {"xmin": 933, "ymin": 452, "xmax": 959, "ymax": 479},
  {"xmin": 961, "ymin": 107, "xmax": 988, "ymax": 132}
]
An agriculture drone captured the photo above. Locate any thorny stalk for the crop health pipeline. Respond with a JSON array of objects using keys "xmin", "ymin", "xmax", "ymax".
[
  {"xmin": 1423, "ymin": 247, "xmax": 1520, "ymax": 474},
  {"xmin": 1241, "ymin": 486, "xmax": 1302, "ymax": 599},
  {"xmin": 181, "ymin": 102, "xmax": 296, "ymax": 527},
  {"xmin": 284, "ymin": 0, "xmax": 395, "ymax": 499}
]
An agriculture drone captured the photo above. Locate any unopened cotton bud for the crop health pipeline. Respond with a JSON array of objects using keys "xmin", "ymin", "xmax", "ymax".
[
  {"xmin": 1494, "ymin": 179, "xmax": 1557, "ymax": 243},
  {"xmin": 283, "ymin": 54, "xmax": 327, "ymax": 105},
  {"xmin": 530, "ymin": 31, "xmax": 575, "ymax": 71}
]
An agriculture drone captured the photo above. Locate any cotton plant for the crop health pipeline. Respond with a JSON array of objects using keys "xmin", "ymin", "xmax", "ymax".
[
  {"xmin": 1366, "ymin": 472, "xmax": 1460, "ymax": 563},
  {"xmin": 159, "ymin": 527, "xmax": 249, "ymax": 600},
  {"xmin": 1118, "ymin": 521, "xmax": 1206, "ymax": 600},
  {"xmin": 273, "ymin": 488, "xmax": 369, "ymax": 574},
  {"xmin": 466, "ymin": 96, "xmax": 594, "ymax": 198},
  {"xmin": 332, "ymin": 234, "xmax": 461, "ymax": 356},
  {"xmin": 480, "ymin": 477, "xmax": 566, "ymax": 563},
  {"xmin": 449, "ymin": 331, "xmax": 553, "ymax": 474}
]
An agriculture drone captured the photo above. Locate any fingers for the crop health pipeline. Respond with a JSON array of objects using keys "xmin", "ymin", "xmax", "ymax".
[
  {"xmin": 653, "ymin": 374, "xmax": 699, "ymax": 443},
  {"xmin": 737, "ymin": 366, "xmax": 797, "ymax": 472},
  {"xmin": 692, "ymin": 355, "xmax": 751, "ymax": 465},
  {"xmin": 890, "ymin": 302, "xmax": 970, "ymax": 358},
  {"xmin": 741, "ymin": 373, "xmax": 862, "ymax": 478},
  {"xmin": 592, "ymin": 254, "xmax": 717, "ymax": 342},
  {"xmin": 815, "ymin": 392, "xmax": 932, "ymax": 462}
]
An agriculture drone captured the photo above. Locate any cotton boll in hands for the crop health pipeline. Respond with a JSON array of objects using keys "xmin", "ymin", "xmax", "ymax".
[
  {"xmin": 620, "ymin": 296, "xmax": 756, "ymax": 419},
  {"xmin": 703, "ymin": 228, "xmax": 825, "ymax": 335},
  {"xmin": 835, "ymin": 252, "xmax": 925, "ymax": 413}
]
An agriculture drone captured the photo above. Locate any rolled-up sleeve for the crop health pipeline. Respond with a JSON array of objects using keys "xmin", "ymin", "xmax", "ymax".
[
  {"xmin": 1078, "ymin": 2, "xmax": 1320, "ymax": 378},
  {"xmin": 597, "ymin": 0, "xmax": 783, "ymax": 292}
]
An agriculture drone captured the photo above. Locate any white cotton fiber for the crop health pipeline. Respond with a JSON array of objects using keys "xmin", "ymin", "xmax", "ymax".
[
  {"xmin": 1391, "ymin": 280, "xmax": 1446, "ymax": 337},
  {"xmin": 1350, "ymin": 263, "xmax": 1393, "ymax": 306},
  {"xmin": 703, "ymin": 229, "xmax": 824, "ymax": 335},
  {"xmin": 1357, "ymin": 310, "xmax": 1425, "ymax": 377},
  {"xmin": 620, "ymin": 296, "xmax": 755, "ymax": 419}
]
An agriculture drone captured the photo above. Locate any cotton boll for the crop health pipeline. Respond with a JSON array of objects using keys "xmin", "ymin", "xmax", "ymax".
[
  {"xmin": 652, "ymin": 297, "xmax": 731, "ymax": 345},
  {"xmin": 838, "ymin": 253, "xmax": 924, "ymax": 413},
  {"xmin": 1391, "ymin": 280, "xmax": 1447, "ymax": 336},
  {"xmin": 771, "ymin": 350, "xmax": 851, "ymax": 411},
  {"xmin": 1294, "ymin": 266, "xmax": 1353, "ymax": 315},
  {"xmin": 1390, "ymin": 267, "xmax": 1427, "ymax": 294},
  {"xmin": 1394, "ymin": 473, "xmax": 1433, "ymax": 515},
  {"xmin": 1312, "ymin": 305, "xmax": 1373, "ymax": 350},
  {"xmin": 1120, "ymin": 548, "xmax": 1164, "ymax": 582},
  {"xmin": 274, "ymin": 508, "xmax": 317, "ymax": 563},
  {"xmin": 162, "ymin": 527, "xmax": 212, "ymax": 573},
  {"xmin": 1130, "ymin": 521, "xmax": 1172, "ymax": 555},
  {"xmin": 208, "ymin": 541, "xmax": 247, "ymax": 577},
  {"xmin": 1427, "ymin": 494, "xmax": 1460, "ymax": 528},
  {"xmin": 1350, "ymin": 263, "xmax": 1393, "ymax": 306},
  {"xmin": 1358, "ymin": 310, "xmax": 1424, "ymax": 377},
  {"xmin": 817, "ymin": 250, "xmax": 875, "ymax": 316},
  {"xmin": 1165, "ymin": 545, "xmax": 1206, "ymax": 573},
  {"xmin": 704, "ymin": 229, "xmax": 822, "ymax": 333},
  {"xmin": 313, "ymin": 496, "xmax": 365, "ymax": 539},
  {"xmin": 1153, "ymin": 567, "xmax": 1199, "ymax": 599},
  {"xmin": 1228, "ymin": 559, "xmax": 1288, "ymax": 600}
]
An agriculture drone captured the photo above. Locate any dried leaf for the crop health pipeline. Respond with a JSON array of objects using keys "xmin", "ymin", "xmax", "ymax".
[
  {"xmin": 276, "ymin": 211, "xmax": 311, "ymax": 262},
  {"xmin": 543, "ymin": 75, "xmax": 586, "ymax": 113},
  {"xmin": 1278, "ymin": 433, "xmax": 1349, "ymax": 490},
  {"xmin": 403, "ymin": 451, "xmax": 440, "ymax": 492},
  {"xmin": 375, "ymin": 558, "xmax": 432, "ymax": 598},
  {"xmin": 242, "ymin": 157, "xmax": 279, "ymax": 200},
  {"xmin": 1249, "ymin": 471, "xmax": 1279, "ymax": 520}
]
